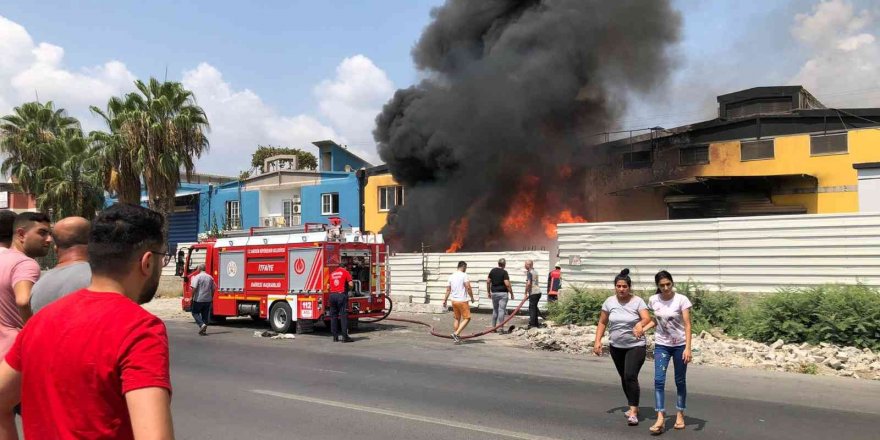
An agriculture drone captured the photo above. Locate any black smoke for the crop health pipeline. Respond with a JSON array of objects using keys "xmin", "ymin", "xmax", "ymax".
[{"xmin": 375, "ymin": 0, "xmax": 681, "ymax": 252}]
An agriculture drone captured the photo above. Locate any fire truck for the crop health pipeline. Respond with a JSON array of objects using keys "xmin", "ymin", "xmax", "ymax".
[{"xmin": 181, "ymin": 220, "xmax": 388, "ymax": 334}]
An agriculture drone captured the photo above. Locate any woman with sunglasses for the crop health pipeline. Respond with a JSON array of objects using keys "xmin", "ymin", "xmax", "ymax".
[
  {"xmin": 646, "ymin": 270, "xmax": 693, "ymax": 435},
  {"xmin": 593, "ymin": 269, "xmax": 652, "ymax": 427}
]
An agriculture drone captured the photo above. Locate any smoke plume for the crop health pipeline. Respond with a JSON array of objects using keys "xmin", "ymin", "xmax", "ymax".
[{"xmin": 375, "ymin": 0, "xmax": 681, "ymax": 252}]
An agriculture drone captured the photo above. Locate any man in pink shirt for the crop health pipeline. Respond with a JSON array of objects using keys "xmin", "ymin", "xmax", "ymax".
[
  {"xmin": 0, "ymin": 212, "xmax": 52, "ymax": 357},
  {"xmin": 0, "ymin": 211, "xmax": 16, "ymax": 253}
]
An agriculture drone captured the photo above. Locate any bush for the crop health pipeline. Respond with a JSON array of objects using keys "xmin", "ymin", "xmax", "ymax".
[
  {"xmin": 547, "ymin": 286, "xmax": 608, "ymax": 326},
  {"xmin": 743, "ymin": 284, "xmax": 880, "ymax": 350},
  {"xmin": 675, "ymin": 281, "xmax": 742, "ymax": 334}
]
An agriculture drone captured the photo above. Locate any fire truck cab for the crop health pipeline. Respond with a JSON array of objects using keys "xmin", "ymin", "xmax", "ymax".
[{"xmin": 181, "ymin": 222, "xmax": 388, "ymax": 334}]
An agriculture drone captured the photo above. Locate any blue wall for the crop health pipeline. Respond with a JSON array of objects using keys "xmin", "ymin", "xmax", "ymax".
[
  {"xmin": 319, "ymin": 143, "xmax": 371, "ymax": 172},
  {"xmin": 198, "ymin": 181, "xmax": 260, "ymax": 233},
  {"xmin": 301, "ymin": 173, "xmax": 360, "ymax": 228}
]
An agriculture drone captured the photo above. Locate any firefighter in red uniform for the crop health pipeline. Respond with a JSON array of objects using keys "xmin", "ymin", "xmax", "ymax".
[
  {"xmin": 547, "ymin": 265, "xmax": 562, "ymax": 302},
  {"xmin": 328, "ymin": 264, "xmax": 354, "ymax": 343}
]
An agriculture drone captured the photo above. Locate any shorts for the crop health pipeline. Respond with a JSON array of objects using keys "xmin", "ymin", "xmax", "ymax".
[{"xmin": 452, "ymin": 301, "xmax": 471, "ymax": 320}]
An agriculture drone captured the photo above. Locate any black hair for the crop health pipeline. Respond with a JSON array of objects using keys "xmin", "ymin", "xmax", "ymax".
[
  {"xmin": 12, "ymin": 212, "xmax": 50, "ymax": 233},
  {"xmin": 0, "ymin": 210, "xmax": 17, "ymax": 242},
  {"xmin": 654, "ymin": 270, "xmax": 674, "ymax": 293},
  {"xmin": 457, "ymin": 261, "xmax": 467, "ymax": 269},
  {"xmin": 614, "ymin": 268, "xmax": 631, "ymax": 287},
  {"xmin": 88, "ymin": 204, "xmax": 165, "ymax": 276}
]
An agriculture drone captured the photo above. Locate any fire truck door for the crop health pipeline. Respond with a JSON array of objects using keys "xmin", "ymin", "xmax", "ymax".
[
  {"xmin": 218, "ymin": 251, "xmax": 245, "ymax": 292},
  {"xmin": 288, "ymin": 248, "xmax": 322, "ymax": 292}
]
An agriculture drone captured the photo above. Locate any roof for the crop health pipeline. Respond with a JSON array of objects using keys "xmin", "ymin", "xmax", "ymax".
[
  {"xmin": 365, "ymin": 164, "xmax": 389, "ymax": 176},
  {"xmin": 853, "ymin": 162, "xmax": 880, "ymax": 170},
  {"xmin": 312, "ymin": 139, "xmax": 374, "ymax": 168},
  {"xmin": 716, "ymin": 86, "xmax": 814, "ymax": 105}
]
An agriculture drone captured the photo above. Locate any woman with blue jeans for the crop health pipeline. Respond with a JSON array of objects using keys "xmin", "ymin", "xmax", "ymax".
[{"xmin": 645, "ymin": 270, "xmax": 693, "ymax": 434}]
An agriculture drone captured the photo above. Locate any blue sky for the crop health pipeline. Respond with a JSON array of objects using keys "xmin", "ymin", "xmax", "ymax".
[{"xmin": 1, "ymin": 0, "xmax": 879, "ymax": 174}]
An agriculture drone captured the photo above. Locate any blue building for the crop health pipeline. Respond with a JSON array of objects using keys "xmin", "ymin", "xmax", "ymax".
[
  {"xmin": 105, "ymin": 140, "xmax": 372, "ymax": 252},
  {"xmin": 200, "ymin": 140, "xmax": 371, "ymax": 235}
]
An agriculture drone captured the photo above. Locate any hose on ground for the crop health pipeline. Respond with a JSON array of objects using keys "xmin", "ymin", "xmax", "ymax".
[{"xmin": 366, "ymin": 294, "xmax": 531, "ymax": 340}]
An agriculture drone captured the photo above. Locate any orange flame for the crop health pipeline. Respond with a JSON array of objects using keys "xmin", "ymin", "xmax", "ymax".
[
  {"xmin": 542, "ymin": 209, "xmax": 588, "ymax": 238},
  {"xmin": 560, "ymin": 165, "xmax": 573, "ymax": 179},
  {"xmin": 445, "ymin": 217, "xmax": 469, "ymax": 253},
  {"xmin": 501, "ymin": 176, "xmax": 539, "ymax": 234}
]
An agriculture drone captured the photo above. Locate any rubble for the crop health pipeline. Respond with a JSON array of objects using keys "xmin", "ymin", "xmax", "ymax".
[{"xmin": 509, "ymin": 324, "xmax": 880, "ymax": 380}]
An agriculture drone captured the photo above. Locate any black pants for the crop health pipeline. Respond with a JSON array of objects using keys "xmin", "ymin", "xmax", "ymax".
[
  {"xmin": 328, "ymin": 293, "xmax": 349, "ymax": 337},
  {"xmin": 609, "ymin": 345, "xmax": 647, "ymax": 407},
  {"xmin": 192, "ymin": 301, "xmax": 211, "ymax": 327},
  {"xmin": 528, "ymin": 293, "xmax": 542, "ymax": 327}
]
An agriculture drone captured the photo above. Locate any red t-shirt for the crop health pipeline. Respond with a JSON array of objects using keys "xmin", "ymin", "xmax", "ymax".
[
  {"xmin": 5, "ymin": 289, "xmax": 171, "ymax": 440},
  {"xmin": 329, "ymin": 267, "xmax": 352, "ymax": 293}
]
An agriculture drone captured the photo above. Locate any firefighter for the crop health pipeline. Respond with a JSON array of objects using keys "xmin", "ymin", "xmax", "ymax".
[
  {"xmin": 328, "ymin": 263, "xmax": 354, "ymax": 343},
  {"xmin": 547, "ymin": 265, "xmax": 562, "ymax": 302}
]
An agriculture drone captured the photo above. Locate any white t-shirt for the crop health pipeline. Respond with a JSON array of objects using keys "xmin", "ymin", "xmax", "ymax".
[
  {"xmin": 447, "ymin": 271, "xmax": 470, "ymax": 302},
  {"xmin": 648, "ymin": 293, "xmax": 693, "ymax": 347}
]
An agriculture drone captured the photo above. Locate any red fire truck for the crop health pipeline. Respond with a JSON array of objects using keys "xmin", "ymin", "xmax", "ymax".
[{"xmin": 181, "ymin": 222, "xmax": 388, "ymax": 334}]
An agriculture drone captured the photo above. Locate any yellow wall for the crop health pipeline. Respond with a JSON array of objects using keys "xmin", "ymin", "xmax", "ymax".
[
  {"xmin": 364, "ymin": 173, "xmax": 400, "ymax": 233},
  {"xmin": 698, "ymin": 128, "xmax": 880, "ymax": 213}
]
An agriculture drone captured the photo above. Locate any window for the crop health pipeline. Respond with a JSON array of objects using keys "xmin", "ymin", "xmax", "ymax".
[
  {"xmin": 379, "ymin": 186, "xmax": 406, "ymax": 211},
  {"xmin": 622, "ymin": 150, "xmax": 652, "ymax": 169},
  {"xmin": 321, "ymin": 193, "xmax": 339, "ymax": 215},
  {"xmin": 225, "ymin": 200, "xmax": 241, "ymax": 229},
  {"xmin": 810, "ymin": 132, "xmax": 848, "ymax": 156},
  {"xmin": 741, "ymin": 139, "xmax": 775, "ymax": 161},
  {"xmin": 680, "ymin": 145, "xmax": 709, "ymax": 166}
]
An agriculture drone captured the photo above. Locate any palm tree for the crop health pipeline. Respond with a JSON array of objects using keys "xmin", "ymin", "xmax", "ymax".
[
  {"xmin": 90, "ymin": 96, "xmax": 142, "ymax": 205},
  {"xmin": 36, "ymin": 127, "xmax": 105, "ymax": 219},
  {"xmin": 0, "ymin": 101, "xmax": 80, "ymax": 196}
]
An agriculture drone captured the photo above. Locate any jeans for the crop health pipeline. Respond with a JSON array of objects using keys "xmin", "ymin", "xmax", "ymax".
[
  {"xmin": 328, "ymin": 293, "xmax": 349, "ymax": 337},
  {"xmin": 654, "ymin": 344, "xmax": 687, "ymax": 412},
  {"xmin": 192, "ymin": 301, "xmax": 211, "ymax": 327},
  {"xmin": 610, "ymin": 345, "xmax": 647, "ymax": 407},
  {"xmin": 491, "ymin": 292, "xmax": 509, "ymax": 327},
  {"xmin": 527, "ymin": 293, "xmax": 542, "ymax": 327}
]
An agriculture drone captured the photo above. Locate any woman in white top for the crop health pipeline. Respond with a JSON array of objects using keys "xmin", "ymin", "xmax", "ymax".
[
  {"xmin": 593, "ymin": 269, "xmax": 652, "ymax": 427},
  {"xmin": 644, "ymin": 270, "xmax": 693, "ymax": 435}
]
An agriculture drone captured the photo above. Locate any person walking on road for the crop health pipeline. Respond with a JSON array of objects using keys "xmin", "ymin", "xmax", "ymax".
[
  {"xmin": 0, "ymin": 212, "xmax": 52, "ymax": 358},
  {"xmin": 593, "ymin": 268, "xmax": 651, "ymax": 427},
  {"xmin": 190, "ymin": 263, "xmax": 215, "ymax": 335},
  {"xmin": 487, "ymin": 258, "xmax": 513, "ymax": 333},
  {"xmin": 442, "ymin": 261, "xmax": 474, "ymax": 344},
  {"xmin": 0, "ymin": 203, "xmax": 174, "ymax": 439},
  {"xmin": 646, "ymin": 270, "xmax": 693, "ymax": 434},
  {"xmin": 547, "ymin": 265, "xmax": 562, "ymax": 302},
  {"xmin": 328, "ymin": 263, "xmax": 354, "ymax": 343},
  {"xmin": 30, "ymin": 216, "xmax": 92, "ymax": 314},
  {"xmin": 525, "ymin": 260, "xmax": 541, "ymax": 329}
]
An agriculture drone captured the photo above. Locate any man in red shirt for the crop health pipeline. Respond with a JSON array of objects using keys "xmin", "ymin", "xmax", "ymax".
[
  {"xmin": 328, "ymin": 263, "xmax": 354, "ymax": 343},
  {"xmin": 0, "ymin": 204, "xmax": 174, "ymax": 440}
]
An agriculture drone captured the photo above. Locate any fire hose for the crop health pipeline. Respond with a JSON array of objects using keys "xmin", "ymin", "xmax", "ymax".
[{"xmin": 363, "ymin": 294, "xmax": 531, "ymax": 340}]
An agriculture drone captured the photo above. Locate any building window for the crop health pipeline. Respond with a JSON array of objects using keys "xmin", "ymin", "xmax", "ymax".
[
  {"xmin": 225, "ymin": 200, "xmax": 241, "ymax": 229},
  {"xmin": 321, "ymin": 193, "xmax": 339, "ymax": 215},
  {"xmin": 378, "ymin": 186, "xmax": 405, "ymax": 211},
  {"xmin": 810, "ymin": 132, "xmax": 848, "ymax": 156},
  {"xmin": 622, "ymin": 150, "xmax": 652, "ymax": 169},
  {"xmin": 741, "ymin": 139, "xmax": 775, "ymax": 161},
  {"xmin": 680, "ymin": 145, "xmax": 709, "ymax": 166}
]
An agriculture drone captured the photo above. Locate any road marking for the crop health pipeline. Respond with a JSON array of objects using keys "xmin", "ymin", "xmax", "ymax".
[
  {"xmin": 251, "ymin": 389, "xmax": 564, "ymax": 440},
  {"xmin": 313, "ymin": 368, "xmax": 347, "ymax": 374}
]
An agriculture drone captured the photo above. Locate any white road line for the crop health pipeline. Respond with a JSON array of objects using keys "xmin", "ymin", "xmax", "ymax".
[
  {"xmin": 313, "ymin": 368, "xmax": 347, "ymax": 374},
  {"xmin": 251, "ymin": 389, "xmax": 565, "ymax": 440}
]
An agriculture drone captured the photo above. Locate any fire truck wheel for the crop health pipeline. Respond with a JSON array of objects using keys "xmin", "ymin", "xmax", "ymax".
[{"xmin": 269, "ymin": 302, "xmax": 293, "ymax": 333}]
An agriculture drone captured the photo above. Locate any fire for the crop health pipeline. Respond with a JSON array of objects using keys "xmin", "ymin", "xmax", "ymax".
[
  {"xmin": 542, "ymin": 209, "xmax": 588, "ymax": 239},
  {"xmin": 560, "ymin": 165, "xmax": 573, "ymax": 179},
  {"xmin": 501, "ymin": 175, "xmax": 539, "ymax": 234},
  {"xmin": 445, "ymin": 217, "xmax": 469, "ymax": 253}
]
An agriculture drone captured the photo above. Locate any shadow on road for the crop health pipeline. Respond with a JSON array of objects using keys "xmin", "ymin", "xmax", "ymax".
[{"xmin": 606, "ymin": 406, "xmax": 707, "ymax": 431}]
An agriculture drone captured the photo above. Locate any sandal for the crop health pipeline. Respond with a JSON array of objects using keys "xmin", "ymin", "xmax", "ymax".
[
  {"xmin": 649, "ymin": 423, "xmax": 665, "ymax": 435},
  {"xmin": 674, "ymin": 420, "xmax": 685, "ymax": 430},
  {"xmin": 626, "ymin": 413, "xmax": 639, "ymax": 426}
]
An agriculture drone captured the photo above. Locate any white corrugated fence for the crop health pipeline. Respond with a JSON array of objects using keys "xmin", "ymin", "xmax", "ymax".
[{"xmin": 557, "ymin": 212, "xmax": 880, "ymax": 293}]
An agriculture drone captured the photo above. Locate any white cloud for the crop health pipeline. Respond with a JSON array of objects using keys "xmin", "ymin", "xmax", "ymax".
[
  {"xmin": 314, "ymin": 54, "xmax": 394, "ymax": 159},
  {"xmin": 0, "ymin": 14, "xmax": 395, "ymax": 175},
  {"xmin": 790, "ymin": 0, "xmax": 880, "ymax": 106},
  {"xmin": 0, "ymin": 16, "xmax": 136, "ymax": 130}
]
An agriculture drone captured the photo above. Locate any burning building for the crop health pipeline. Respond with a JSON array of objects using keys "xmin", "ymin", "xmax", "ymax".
[{"xmin": 374, "ymin": 0, "xmax": 682, "ymax": 252}]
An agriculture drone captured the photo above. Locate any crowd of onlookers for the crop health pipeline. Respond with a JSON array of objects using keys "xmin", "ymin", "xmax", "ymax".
[{"xmin": 0, "ymin": 205, "xmax": 175, "ymax": 439}]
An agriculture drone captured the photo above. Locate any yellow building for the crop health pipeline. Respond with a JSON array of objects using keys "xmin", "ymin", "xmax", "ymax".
[
  {"xmin": 363, "ymin": 165, "xmax": 406, "ymax": 233},
  {"xmin": 587, "ymin": 86, "xmax": 880, "ymax": 221}
]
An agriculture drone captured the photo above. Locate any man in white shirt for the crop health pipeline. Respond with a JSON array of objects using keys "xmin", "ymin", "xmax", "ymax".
[{"xmin": 442, "ymin": 261, "xmax": 474, "ymax": 344}]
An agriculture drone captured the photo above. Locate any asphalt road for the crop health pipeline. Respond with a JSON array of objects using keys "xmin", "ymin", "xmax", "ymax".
[{"xmin": 167, "ymin": 315, "xmax": 880, "ymax": 440}]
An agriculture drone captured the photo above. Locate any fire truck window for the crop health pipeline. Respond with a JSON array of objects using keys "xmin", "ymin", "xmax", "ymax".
[{"xmin": 187, "ymin": 248, "xmax": 207, "ymax": 273}]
